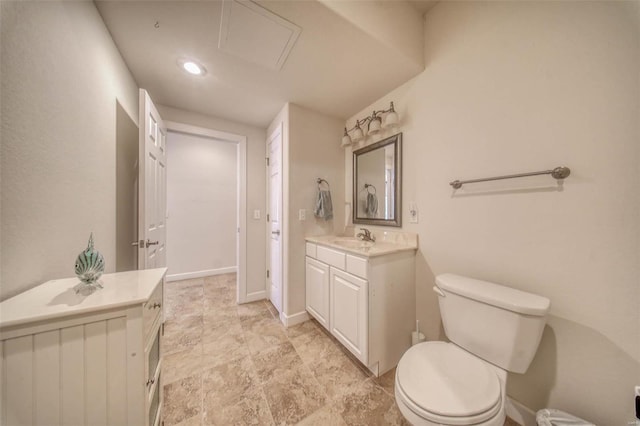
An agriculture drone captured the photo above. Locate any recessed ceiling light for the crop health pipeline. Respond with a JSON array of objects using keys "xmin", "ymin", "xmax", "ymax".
[{"xmin": 178, "ymin": 59, "xmax": 206, "ymax": 76}]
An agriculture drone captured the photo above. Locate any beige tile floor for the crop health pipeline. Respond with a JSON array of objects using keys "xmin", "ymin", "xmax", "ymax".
[{"xmin": 162, "ymin": 273, "xmax": 520, "ymax": 426}]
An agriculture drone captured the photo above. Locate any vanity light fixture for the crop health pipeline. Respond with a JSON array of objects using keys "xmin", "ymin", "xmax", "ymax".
[
  {"xmin": 178, "ymin": 59, "xmax": 207, "ymax": 76},
  {"xmin": 341, "ymin": 102, "xmax": 399, "ymax": 148}
]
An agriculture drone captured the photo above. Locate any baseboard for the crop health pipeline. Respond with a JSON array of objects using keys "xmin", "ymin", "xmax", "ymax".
[
  {"xmin": 244, "ymin": 290, "xmax": 267, "ymax": 303},
  {"xmin": 279, "ymin": 310, "xmax": 310, "ymax": 327},
  {"xmin": 166, "ymin": 266, "xmax": 237, "ymax": 282},
  {"xmin": 506, "ymin": 397, "xmax": 537, "ymax": 426}
]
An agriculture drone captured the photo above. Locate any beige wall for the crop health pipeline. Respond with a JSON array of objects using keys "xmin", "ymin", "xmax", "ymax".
[
  {"xmin": 157, "ymin": 105, "xmax": 267, "ymax": 298},
  {"xmin": 287, "ymin": 104, "xmax": 345, "ymax": 316},
  {"xmin": 345, "ymin": 2, "xmax": 640, "ymax": 424},
  {"xmin": 1, "ymin": 1, "xmax": 139, "ymax": 300},
  {"xmin": 268, "ymin": 103, "xmax": 345, "ymax": 318}
]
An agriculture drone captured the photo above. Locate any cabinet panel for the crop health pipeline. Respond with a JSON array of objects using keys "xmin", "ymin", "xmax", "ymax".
[
  {"xmin": 317, "ymin": 245, "xmax": 346, "ymax": 269},
  {"xmin": 330, "ymin": 268, "xmax": 368, "ymax": 364},
  {"xmin": 305, "ymin": 242, "xmax": 317, "ymax": 258},
  {"xmin": 34, "ymin": 330, "xmax": 61, "ymax": 426},
  {"xmin": 346, "ymin": 254, "xmax": 367, "ymax": 279},
  {"xmin": 305, "ymin": 257, "xmax": 330, "ymax": 328}
]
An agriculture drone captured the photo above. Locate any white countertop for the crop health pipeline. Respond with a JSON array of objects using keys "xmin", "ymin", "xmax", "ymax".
[
  {"xmin": 306, "ymin": 234, "xmax": 417, "ymax": 258},
  {"xmin": 0, "ymin": 268, "xmax": 167, "ymax": 329}
]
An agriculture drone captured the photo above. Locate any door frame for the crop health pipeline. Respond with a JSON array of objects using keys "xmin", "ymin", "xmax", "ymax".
[
  {"xmin": 266, "ymin": 123, "xmax": 284, "ymax": 318},
  {"xmin": 164, "ymin": 120, "xmax": 248, "ymax": 304}
]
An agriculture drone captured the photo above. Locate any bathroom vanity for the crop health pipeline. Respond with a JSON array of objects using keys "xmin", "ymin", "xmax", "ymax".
[
  {"xmin": 0, "ymin": 268, "xmax": 166, "ymax": 426},
  {"xmin": 305, "ymin": 232, "xmax": 416, "ymax": 377}
]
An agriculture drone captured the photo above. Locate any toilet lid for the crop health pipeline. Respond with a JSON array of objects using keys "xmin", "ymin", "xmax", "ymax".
[{"xmin": 396, "ymin": 342, "xmax": 501, "ymax": 419}]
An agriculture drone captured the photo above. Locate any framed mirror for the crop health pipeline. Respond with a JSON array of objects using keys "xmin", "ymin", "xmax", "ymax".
[{"xmin": 353, "ymin": 133, "xmax": 402, "ymax": 227}]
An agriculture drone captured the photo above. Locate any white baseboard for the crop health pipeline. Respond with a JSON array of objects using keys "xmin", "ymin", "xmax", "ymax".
[
  {"xmin": 244, "ymin": 290, "xmax": 267, "ymax": 303},
  {"xmin": 279, "ymin": 310, "xmax": 310, "ymax": 327},
  {"xmin": 506, "ymin": 397, "xmax": 537, "ymax": 426},
  {"xmin": 166, "ymin": 266, "xmax": 237, "ymax": 282}
]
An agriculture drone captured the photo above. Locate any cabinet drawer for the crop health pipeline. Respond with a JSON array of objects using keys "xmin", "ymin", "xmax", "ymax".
[
  {"xmin": 143, "ymin": 281, "xmax": 163, "ymax": 338},
  {"xmin": 317, "ymin": 245, "xmax": 346, "ymax": 270},
  {"xmin": 305, "ymin": 242, "xmax": 317, "ymax": 258},
  {"xmin": 346, "ymin": 255, "xmax": 368, "ymax": 279}
]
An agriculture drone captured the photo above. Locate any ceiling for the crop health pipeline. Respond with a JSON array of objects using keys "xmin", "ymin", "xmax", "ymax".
[{"xmin": 96, "ymin": 0, "xmax": 436, "ymax": 127}]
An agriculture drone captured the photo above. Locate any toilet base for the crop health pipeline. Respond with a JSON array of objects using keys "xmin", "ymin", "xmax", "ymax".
[{"xmin": 395, "ymin": 386, "xmax": 506, "ymax": 426}]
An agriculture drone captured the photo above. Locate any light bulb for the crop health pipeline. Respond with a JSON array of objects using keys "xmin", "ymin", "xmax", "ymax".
[
  {"xmin": 368, "ymin": 115, "xmax": 382, "ymax": 134},
  {"xmin": 352, "ymin": 124, "xmax": 364, "ymax": 142},
  {"xmin": 341, "ymin": 128, "xmax": 352, "ymax": 147}
]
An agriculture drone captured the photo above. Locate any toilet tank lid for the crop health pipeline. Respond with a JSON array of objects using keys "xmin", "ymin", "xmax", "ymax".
[{"xmin": 436, "ymin": 274, "xmax": 551, "ymax": 316}]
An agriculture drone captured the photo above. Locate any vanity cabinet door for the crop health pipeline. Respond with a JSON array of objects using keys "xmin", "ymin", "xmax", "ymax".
[
  {"xmin": 305, "ymin": 257, "xmax": 330, "ymax": 329},
  {"xmin": 329, "ymin": 268, "xmax": 368, "ymax": 364}
]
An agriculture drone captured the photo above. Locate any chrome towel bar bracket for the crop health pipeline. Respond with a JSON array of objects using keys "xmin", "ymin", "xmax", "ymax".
[{"xmin": 449, "ymin": 166, "xmax": 570, "ymax": 189}]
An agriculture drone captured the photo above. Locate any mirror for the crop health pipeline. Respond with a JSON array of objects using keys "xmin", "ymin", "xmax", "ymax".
[{"xmin": 353, "ymin": 133, "xmax": 402, "ymax": 227}]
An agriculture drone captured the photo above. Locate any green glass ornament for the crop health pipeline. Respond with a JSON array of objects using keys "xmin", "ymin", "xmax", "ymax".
[{"xmin": 74, "ymin": 233, "xmax": 105, "ymax": 285}]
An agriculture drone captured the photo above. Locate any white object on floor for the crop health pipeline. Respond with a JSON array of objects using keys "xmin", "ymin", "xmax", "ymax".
[
  {"xmin": 536, "ymin": 409, "xmax": 595, "ymax": 426},
  {"xmin": 395, "ymin": 273, "xmax": 550, "ymax": 426}
]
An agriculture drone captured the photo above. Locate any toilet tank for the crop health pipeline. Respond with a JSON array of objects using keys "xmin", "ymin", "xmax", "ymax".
[{"xmin": 435, "ymin": 274, "xmax": 550, "ymax": 374}]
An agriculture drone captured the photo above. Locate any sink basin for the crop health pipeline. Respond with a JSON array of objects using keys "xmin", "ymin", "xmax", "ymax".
[{"xmin": 329, "ymin": 238, "xmax": 375, "ymax": 249}]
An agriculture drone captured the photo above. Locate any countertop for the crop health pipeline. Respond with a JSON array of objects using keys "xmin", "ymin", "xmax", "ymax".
[
  {"xmin": 0, "ymin": 268, "xmax": 167, "ymax": 329},
  {"xmin": 305, "ymin": 234, "xmax": 417, "ymax": 258}
]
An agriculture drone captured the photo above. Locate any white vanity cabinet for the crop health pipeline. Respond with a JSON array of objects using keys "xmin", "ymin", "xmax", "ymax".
[
  {"xmin": 329, "ymin": 267, "xmax": 368, "ymax": 363},
  {"xmin": 0, "ymin": 268, "xmax": 167, "ymax": 426},
  {"xmin": 305, "ymin": 238, "xmax": 416, "ymax": 377},
  {"xmin": 305, "ymin": 257, "xmax": 330, "ymax": 328}
]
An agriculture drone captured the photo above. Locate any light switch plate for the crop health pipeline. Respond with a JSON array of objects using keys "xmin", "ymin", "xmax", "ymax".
[
  {"xmin": 299, "ymin": 209, "xmax": 306, "ymax": 221},
  {"xmin": 409, "ymin": 203, "xmax": 418, "ymax": 224},
  {"xmin": 253, "ymin": 210, "xmax": 261, "ymax": 220}
]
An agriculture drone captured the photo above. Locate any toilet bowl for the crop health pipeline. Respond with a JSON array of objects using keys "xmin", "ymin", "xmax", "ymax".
[
  {"xmin": 395, "ymin": 274, "xmax": 550, "ymax": 426},
  {"xmin": 395, "ymin": 342, "xmax": 506, "ymax": 426}
]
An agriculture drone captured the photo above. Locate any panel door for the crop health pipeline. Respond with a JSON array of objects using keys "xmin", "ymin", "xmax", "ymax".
[
  {"xmin": 329, "ymin": 268, "xmax": 368, "ymax": 364},
  {"xmin": 138, "ymin": 89, "xmax": 167, "ymax": 269},
  {"xmin": 305, "ymin": 257, "xmax": 330, "ymax": 329}
]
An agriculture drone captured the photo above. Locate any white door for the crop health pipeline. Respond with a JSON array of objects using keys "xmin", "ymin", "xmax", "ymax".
[
  {"xmin": 268, "ymin": 125, "xmax": 283, "ymax": 313},
  {"xmin": 330, "ymin": 268, "xmax": 368, "ymax": 364},
  {"xmin": 305, "ymin": 257, "xmax": 330, "ymax": 328},
  {"xmin": 138, "ymin": 89, "xmax": 167, "ymax": 269}
]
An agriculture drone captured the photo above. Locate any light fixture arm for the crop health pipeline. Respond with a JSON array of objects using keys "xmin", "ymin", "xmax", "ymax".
[{"xmin": 344, "ymin": 102, "xmax": 396, "ymax": 134}]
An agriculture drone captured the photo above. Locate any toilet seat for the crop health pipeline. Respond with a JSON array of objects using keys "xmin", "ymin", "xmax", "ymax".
[{"xmin": 395, "ymin": 342, "xmax": 502, "ymax": 425}]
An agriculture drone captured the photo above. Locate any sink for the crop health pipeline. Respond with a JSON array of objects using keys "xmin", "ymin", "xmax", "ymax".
[{"xmin": 329, "ymin": 238, "xmax": 375, "ymax": 249}]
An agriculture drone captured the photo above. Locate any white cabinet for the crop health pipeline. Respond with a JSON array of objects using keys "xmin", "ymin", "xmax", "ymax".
[
  {"xmin": 0, "ymin": 268, "xmax": 167, "ymax": 426},
  {"xmin": 305, "ymin": 257, "xmax": 330, "ymax": 328},
  {"xmin": 330, "ymin": 268, "xmax": 368, "ymax": 362},
  {"xmin": 305, "ymin": 240, "xmax": 416, "ymax": 377}
]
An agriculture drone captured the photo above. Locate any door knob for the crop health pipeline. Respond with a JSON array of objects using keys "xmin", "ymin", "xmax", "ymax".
[
  {"xmin": 271, "ymin": 230, "xmax": 280, "ymax": 235},
  {"xmin": 131, "ymin": 240, "xmax": 144, "ymax": 248},
  {"xmin": 146, "ymin": 239, "xmax": 159, "ymax": 248}
]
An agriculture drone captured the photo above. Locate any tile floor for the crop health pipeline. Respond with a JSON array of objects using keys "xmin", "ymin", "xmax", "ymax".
[{"xmin": 161, "ymin": 273, "xmax": 520, "ymax": 426}]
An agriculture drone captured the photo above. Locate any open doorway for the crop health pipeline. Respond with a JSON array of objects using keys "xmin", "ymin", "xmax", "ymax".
[
  {"xmin": 164, "ymin": 121, "xmax": 248, "ymax": 304},
  {"xmin": 115, "ymin": 101, "xmax": 139, "ymax": 272}
]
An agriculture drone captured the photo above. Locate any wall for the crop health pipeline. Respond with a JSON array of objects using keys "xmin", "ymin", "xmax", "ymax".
[
  {"xmin": 166, "ymin": 131, "xmax": 237, "ymax": 279},
  {"xmin": 288, "ymin": 104, "xmax": 345, "ymax": 318},
  {"xmin": 157, "ymin": 105, "xmax": 266, "ymax": 298},
  {"xmin": 345, "ymin": 2, "xmax": 640, "ymax": 424},
  {"xmin": 1, "ymin": 1, "xmax": 139, "ymax": 299},
  {"xmin": 268, "ymin": 104, "xmax": 345, "ymax": 321}
]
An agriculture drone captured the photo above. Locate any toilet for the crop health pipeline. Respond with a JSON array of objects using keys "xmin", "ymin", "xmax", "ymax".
[{"xmin": 395, "ymin": 273, "xmax": 551, "ymax": 426}]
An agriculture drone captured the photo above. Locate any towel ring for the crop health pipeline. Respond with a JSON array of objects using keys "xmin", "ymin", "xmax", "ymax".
[
  {"xmin": 317, "ymin": 178, "xmax": 330, "ymax": 190},
  {"xmin": 364, "ymin": 183, "xmax": 376, "ymax": 194}
]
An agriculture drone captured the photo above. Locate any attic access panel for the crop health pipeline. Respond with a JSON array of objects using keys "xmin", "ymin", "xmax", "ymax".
[{"xmin": 219, "ymin": 0, "xmax": 301, "ymax": 70}]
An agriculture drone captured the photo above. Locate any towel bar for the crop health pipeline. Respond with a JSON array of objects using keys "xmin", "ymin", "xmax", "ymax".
[{"xmin": 449, "ymin": 166, "xmax": 570, "ymax": 189}]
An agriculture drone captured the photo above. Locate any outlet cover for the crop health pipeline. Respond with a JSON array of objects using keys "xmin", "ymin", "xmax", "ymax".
[
  {"xmin": 409, "ymin": 203, "xmax": 419, "ymax": 224},
  {"xmin": 299, "ymin": 209, "xmax": 306, "ymax": 221}
]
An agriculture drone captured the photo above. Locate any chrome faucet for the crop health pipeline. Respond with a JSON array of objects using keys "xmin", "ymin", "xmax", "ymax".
[{"xmin": 356, "ymin": 228, "xmax": 375, "ymax": 242}]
